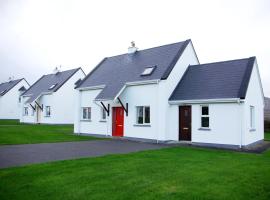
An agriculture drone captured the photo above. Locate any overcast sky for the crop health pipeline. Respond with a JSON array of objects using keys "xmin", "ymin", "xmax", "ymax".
[{"xmin": 0, "ymin": 0, "xmax": 269, "ymax": 96}]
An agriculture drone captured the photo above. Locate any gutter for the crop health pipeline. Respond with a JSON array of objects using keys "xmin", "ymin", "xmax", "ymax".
[{"xmin": 169, "ymin": 98, "xmax": 242, "ymax": 104}]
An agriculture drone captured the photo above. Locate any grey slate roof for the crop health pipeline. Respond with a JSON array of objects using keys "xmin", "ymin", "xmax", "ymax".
[
  {"xmin": 169, "ymin": 57, "xmax": 256, "ymax": 101},
  {"xmin": 76, "ymin": 39, "xmax": 191, "ymax": 100},
  {"xmin": 0, "ymin": 79, "xmax": 25, "ymax": 96},
  {"xmin": 22, "ymin": 68, "xmax": 81, "ymax": 104}
]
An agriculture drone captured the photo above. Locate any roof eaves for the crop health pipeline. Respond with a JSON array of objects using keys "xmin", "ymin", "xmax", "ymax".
[
  {"xmin": 75, "ymin": 58, "xmax": 107, "ymax": 89},
  {"xmin": 161, "ymin": 39, "xmax": 191, "ymax": 80},
  {"xmin": 238, "ymin": 57, "xmax": 256, "ymax": 99}
]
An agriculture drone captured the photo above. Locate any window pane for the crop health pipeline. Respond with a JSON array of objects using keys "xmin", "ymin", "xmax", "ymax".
[
  {"xmin": 144, "ymin": 107, "xmax": 150, "ymax": 123},
  {"xmin": 102, "ymin": 108, "xmax": 106, "ymax": 119},
  {"xmin": 201, "ymin": 117, "xmax": 209, "ymax": 128},
  {"xmin": 137, "ymin": 107, "xmax": 143, "ymax": 124},
  {"xmin": 83, "ymin": 108, "xmax": 87, "ymax": 119},
  {"xmin": 88, "ymin": 108, "xmax": 91, "ymax": 119},
  {"xmin": 202, "ymin": 106, "xmax": 208, "ymax": 115},
  {"xmin": 250, "ymin": 106, "xmax": 255, "ymax": 128}
]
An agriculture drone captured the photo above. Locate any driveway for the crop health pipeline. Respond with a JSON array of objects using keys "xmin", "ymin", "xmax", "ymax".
[{"xmin": 0, "ymin": 139, "xmax": 167, "ymax": 169}]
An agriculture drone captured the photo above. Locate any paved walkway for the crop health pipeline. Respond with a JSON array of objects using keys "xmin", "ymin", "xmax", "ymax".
[{"xmin": 0, "ymin": 140, "xmax": 167, "ymax": 169}]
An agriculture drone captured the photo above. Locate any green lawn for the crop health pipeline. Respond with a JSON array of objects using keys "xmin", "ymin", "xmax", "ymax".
[
  {"xmin": 0, "ymin": 147, "xmax": 270, "ymax": 200},
  {"xmin": 0, "ymin": 120, "xmax": 99, "ymax": 145}
]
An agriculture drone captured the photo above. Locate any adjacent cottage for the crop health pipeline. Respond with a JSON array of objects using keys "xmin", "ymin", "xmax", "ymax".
[
  {"xmin": 20, "ymin": 68, "xmax": 85, "ymax": 124},
  {"xmin": 0, "ymin": 78, "xmax": 30, "ymax": 119},
  {"xmin": 74, "ymin": 40, "xmax": 264, "ymax": 148}
]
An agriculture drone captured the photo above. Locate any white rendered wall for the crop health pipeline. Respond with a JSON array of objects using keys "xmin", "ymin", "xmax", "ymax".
[
  {"xmin": 77, "ymin": 89, "xmax": 109, "ymax": 135},
  {"xmin": 159, "ymin": 42, "xmax": 199, "ymax": 140},
  {"xmin": 0, "ymin": 79, "xmax": 29, "ymax": 119},
  {"xmin": 120, "ymin": 84, "xmax": 159, "ymax": 140},
  {"xmin": 242, "ymin": 62, "xmax": 264, "ymax": 145},
  {"xmin": 76, "ymin": 84, "xmax": 159, "ymax": 140},
  {"xmin": 20, "ymin": 96, "xmax": 37, "ymax": 123},
  {"xmin": 191, "ymin": 103, "xmax": 242, "ymax": 145}
]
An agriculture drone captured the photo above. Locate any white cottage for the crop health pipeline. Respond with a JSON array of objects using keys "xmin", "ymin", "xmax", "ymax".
[
  {"xmin": 0, "ymin": 78, "xmax": 30, "ymax": 119},
  {"xmin": 20, "ymin": 68, "xmax": 85, "ymax": 124},
  {"xmin": 74, "ymin": 40, "xmax": 264, "ymax": 148}
]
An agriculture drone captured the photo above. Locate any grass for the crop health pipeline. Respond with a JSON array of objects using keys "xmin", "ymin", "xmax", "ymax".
[
  {"xmin": 0, "ymin": 119, "xmax": 21, "ymax": 125},
  {"xmin": 0, "ymin": 147, "xmax": 270, "ymax": 200},
  {"xmin": 0, "ymin": 120, "xmax": 100, "ymax": 145}
]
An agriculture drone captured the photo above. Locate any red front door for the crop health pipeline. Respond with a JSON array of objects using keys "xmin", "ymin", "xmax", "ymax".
[{"xmin": 112, "ymin": 107, "xmax": 124, "ymax": 137}]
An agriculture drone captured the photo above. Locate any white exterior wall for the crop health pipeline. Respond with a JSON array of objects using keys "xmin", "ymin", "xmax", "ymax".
[
  {"xmin": 159, "ymin": 42, "xmax": 199, "ymax": 140},
  {"xmin": 75, "ymin": 84, "xmax": 159, "ymax": 140},
  {"xmin": 76, "ymin": 89, "xmax": 109, "ymax": 134},
  {"xmin": 0, "ymin": 79, "xmax": 29, "ymax": 119},
  {"xmin": 192, "ymin": 103, "xmax": 242, "ymax": 145},
  {"xmin": 242, "ymin": 61, "xmax": 264, "ymax": 145},
  {"xmin": 20, "ymin": 69, "xmax": 85, "ymax": 124}
]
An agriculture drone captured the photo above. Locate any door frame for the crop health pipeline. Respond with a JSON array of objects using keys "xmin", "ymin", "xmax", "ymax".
[
  {"xmin": 179, "ymin": 105, "xmax": 192, "ymax": 141},
  {"xmin": 112, "ymin": 107, "xmax": 124, "ymax": 137}
]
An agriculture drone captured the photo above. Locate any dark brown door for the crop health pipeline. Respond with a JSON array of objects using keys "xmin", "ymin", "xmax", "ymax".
[
  {"xmin": 179, "ymin": 106, "xmax": 191, "ymax": 141},
  {"xmin": 112, "ymin": 107, "xmax": 124, "ymax": 137}
]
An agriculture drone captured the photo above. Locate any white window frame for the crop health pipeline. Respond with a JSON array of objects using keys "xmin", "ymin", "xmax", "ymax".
[
  {"xmin": 250, "ymin": 106, "xmax": 255, "ymax": 130},
  {"xmin": 136, "ymin": 106, "xmax": 150, "ymax": 125},
  {"xmin": 100, "ymin": 108, "xmax": 107, "ymax": 121},
  {"xmin": 23, "ymin": 107, "xmax": 28, "ymax": 116},
  {"xmin": 45, "ymin": 106, "xmax": 51, "ymax": 117},
  {"xmin": 82, "ymin": 107, "xmax": 91, "ymax": 120},
  {"xmin": 200, "ymin": 105, "xmax": 210, "ymax": 128}
]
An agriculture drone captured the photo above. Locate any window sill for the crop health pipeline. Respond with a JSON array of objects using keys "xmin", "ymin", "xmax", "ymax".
[
  {"xmin": 133, "ymin": 124, "xmax": 151, "ymax": 127},
  {"xmin": 80, "ymin": 119, "xmax": 91, "ymax": 122},
  {"xmin": 198, "ymin": 127, "xmax": 211, "ymax": 131},
  {"xmin": 249, "ymin": 128, "xmax": 256, "ymax": 132},
  {"xmin": 99, "ymin": 120, "xmax": 107, "ymax": 123},
  {"xmin": 44, "ymin": 116, "xmax": 51, "ymax": 118}
]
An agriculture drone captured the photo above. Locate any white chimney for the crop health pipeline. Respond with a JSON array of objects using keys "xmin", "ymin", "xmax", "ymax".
[
  {"xmin": 128, "ymin": 41, "xmax": 138, "ymax": 54},
  {"xmin": 53, "ymin": 65, "xmax": 61, "ymax": 74}
]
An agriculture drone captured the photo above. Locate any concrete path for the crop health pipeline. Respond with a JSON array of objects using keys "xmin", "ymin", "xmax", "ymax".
[{"xmin": 0, "ymin": 140, "xmax": 167, "ymax": 169}]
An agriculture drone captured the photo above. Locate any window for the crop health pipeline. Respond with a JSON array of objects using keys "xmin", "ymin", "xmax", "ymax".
[
  {"xmin": 201, "ymin": 106, "xmax": 209, "ymax": 128},
  {"xmin": 23, "ymin": 107, "xmax": 28, "ymax": 116},
  {"xmin": 48, "ymin": 84, "xmax": 57, "ymax": 90},
  {"xmin": 100, "ymin": 108, "xmax": 107, "ymax": 121},
  {"xmin": 45, "ymin": 106, "xmax": 51, "ymax": 117},
  {"xmin": 82, "ymin": 107, "xmax": 91, "ymax": 120},
  {"xmin": 141, "ymin": 66, "xmax": 156, "ymax": 76},
  {"xmin": 19, "ymin": 97, "xmax": 21, "ymax": 103},
  {"xmin": 136, "ymin": 106, "xmax": 150, "ymax": 124},
  {"xmin": 31, "ymin": 108, "xmax": 35, "ymax": 116},
  {"xmin": 250, "ymin": 106, "xmax": 255, "ymax": 129}
]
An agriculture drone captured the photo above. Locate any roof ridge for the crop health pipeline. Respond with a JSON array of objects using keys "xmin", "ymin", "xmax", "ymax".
[
  {"xmin": 190, "ymin": 57, "xmax": 255, "ymax": 67},
  {"xmin": 106, "ymin": 40, "xmax": 189, "ymax": 59}
]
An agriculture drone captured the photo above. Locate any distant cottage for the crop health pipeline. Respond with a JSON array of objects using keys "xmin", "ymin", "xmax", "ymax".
[
  {"xmin": 20, "ymin": 68, "xmax": 85, "ymax": 124},
  {"xmin": 74, "ymin": 40, "xmax": 264, "ymax": 148},
  {"xmin": 0, "ymin": 78, "xmax": 29, "ymax": 119}
]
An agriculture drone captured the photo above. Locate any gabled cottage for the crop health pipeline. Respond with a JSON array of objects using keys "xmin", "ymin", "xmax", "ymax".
[
  {"xmin": 20, "ymin": 68, "xmax": 85, "ymax": 124},
  {"xmin": 74, "ymin": 40, "xmax": 264, "ymax": 148},
  {"xmin": 0, "ymin": 78, "xmax": 30, "ymax": 119}
]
